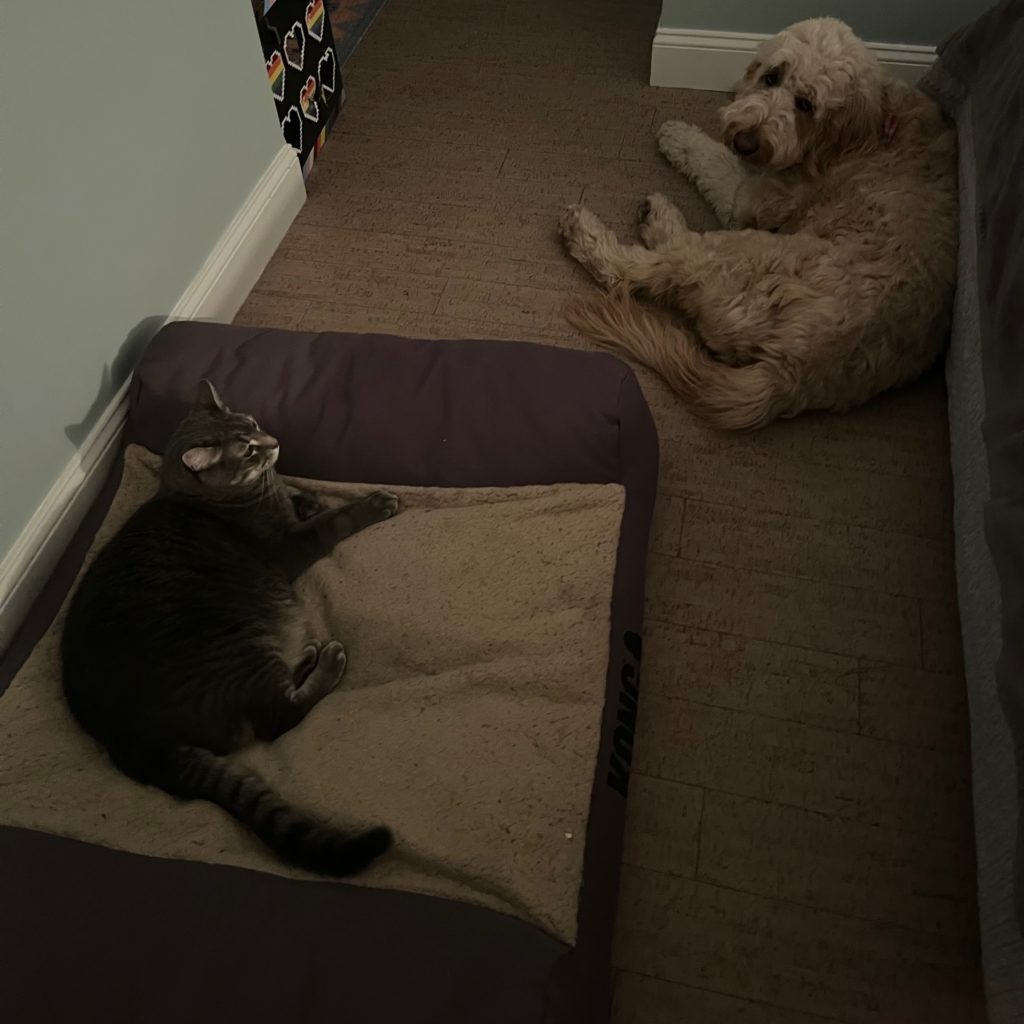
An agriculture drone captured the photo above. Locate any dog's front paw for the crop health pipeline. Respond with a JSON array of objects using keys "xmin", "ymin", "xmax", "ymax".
[
  {"xmin": 656, "ymin": 121, "xmax": 705, "ymax": 174},
  {"xmin": 638, "ymin": 193, "xmax": 689, "ymax": 250},
  {"xmin": 638, "ymin": 193, "xmax": 689, "ymax": 249},
  {"xmin": 558, "ymin": 203, "xmax": 599, "ymax": 243},
  {"xmin": 558, "ymin": 205, "xmax": 621, "ymax": 289}
]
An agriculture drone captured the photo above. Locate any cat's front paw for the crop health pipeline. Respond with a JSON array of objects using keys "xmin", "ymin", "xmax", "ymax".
[
  {"xmin": 290, "ymin": 491, "xmax": 324, "ymax": 521},
  {"xmin": 362, "ymin": 490, "xmax": 400, "ymax": 522}
]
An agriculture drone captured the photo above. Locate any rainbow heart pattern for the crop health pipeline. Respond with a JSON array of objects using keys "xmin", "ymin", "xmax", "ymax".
[
  {"xmin": 318, "ymin": 48, "xmax": 336, "ymax": 96},
  {"xmin": 305, "ymin": 0, "xmax": 325, "ymax": 43},
  {"xmin": 255, "ymin": 0, "xmax": 344, "ymax": 175},
  {"xmin": 300, "ymin": 76, "xmax": 320, "ymax": 122},
  {"xmin": 284, "ymin": 22, "xmax": 306, "ymax": 70},
  {"xmin": 266, "ymin": 51, "xmax": 285, "ymax": 102},
  {"xmin": 281, "ymin": 106, "xmax": 303, "ymax": 153}
]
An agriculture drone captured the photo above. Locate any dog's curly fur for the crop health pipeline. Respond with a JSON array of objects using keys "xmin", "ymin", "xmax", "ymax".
[{"xmin": 558, "ymin": 18, "xmax": 957, "ymax": 430}]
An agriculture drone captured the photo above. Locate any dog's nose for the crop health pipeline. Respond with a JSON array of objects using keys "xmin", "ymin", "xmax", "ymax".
[{"xmin": 732, "ymin": 129, "xmax": 759, "ymax": 156}]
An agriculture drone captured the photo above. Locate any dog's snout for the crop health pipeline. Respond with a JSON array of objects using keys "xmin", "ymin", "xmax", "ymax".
[{"xmin": 732, "ymin": 129, "xmax": 759, "ymax": 156}]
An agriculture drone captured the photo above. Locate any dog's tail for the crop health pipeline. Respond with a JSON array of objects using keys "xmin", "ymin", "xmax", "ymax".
[{"xmin": 566, "ymin": 289, "xmax": 796, "ymax": 431}]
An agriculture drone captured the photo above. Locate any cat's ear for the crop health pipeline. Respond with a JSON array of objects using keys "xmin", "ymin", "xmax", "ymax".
[
  {"xmin": 193, "ymin": 379, "xmax": 228, "ymax": 413},
  {"xmin": 181, "ymin": 446, "xmax": 223, "ymax": 472}
]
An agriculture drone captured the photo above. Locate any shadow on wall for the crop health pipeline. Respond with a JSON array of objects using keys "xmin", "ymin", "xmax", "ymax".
[{"xmin": 63, "ymin": 316, "xmax": 166, "ymax": 447}]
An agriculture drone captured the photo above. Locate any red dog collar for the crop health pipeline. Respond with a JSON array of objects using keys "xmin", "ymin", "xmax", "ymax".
[{"xmin": 883, "ymin": 112, "xmax": 899, "ymax": 145}]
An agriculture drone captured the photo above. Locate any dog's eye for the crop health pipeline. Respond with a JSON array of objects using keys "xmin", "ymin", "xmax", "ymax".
[
  {"xmin": 763, "ymin": 69, "xmax": 780, "ymax": 87},
  {"xmin": 795, "ymin": 96, "xmax": 814, "ymax": 113}
]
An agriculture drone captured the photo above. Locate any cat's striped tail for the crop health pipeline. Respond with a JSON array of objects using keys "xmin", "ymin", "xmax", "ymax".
[{"xmin": 127, "ymin": 744, "xmax": 391, "ymax": 877}]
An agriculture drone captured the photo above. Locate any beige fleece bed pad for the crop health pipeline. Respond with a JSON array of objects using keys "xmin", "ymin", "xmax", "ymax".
[{"xmin": 0, "ymin": 446, "xmax": 625, "ymax": 945}]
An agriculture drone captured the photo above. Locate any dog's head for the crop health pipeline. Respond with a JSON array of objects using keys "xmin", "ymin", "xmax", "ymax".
[{"xmin": 721, "ymin": 18, "xmax": 884, "ymax": 173}]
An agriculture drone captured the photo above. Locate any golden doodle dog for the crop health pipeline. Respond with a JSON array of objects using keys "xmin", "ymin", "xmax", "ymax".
[{"xmin": 559, "ymin": 18, "xmax": 957, "ymax": 430}]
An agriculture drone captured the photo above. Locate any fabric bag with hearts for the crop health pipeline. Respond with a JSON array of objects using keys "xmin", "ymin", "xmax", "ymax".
[{"xmin": 251, "ymin": 0, "xmax": 343, "ymax": 179}]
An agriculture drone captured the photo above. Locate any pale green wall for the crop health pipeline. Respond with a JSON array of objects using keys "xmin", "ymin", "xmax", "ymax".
[
  {"xmin": 658, "ymin": 0, "xmax": 988, "ymax": 46},
  {"xmin": 0, "ymin": 2, "xmax": 285, "ymax": 556}
]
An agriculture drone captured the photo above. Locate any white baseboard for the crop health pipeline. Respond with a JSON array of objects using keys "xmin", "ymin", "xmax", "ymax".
[
  {"xmin": 0, "ymin": 143, "xmax": 304, "ymax": 654},
  {"xmin": 0, "ymin": 378, "xmax": 133, "ymax": 656},
  {"xmin": 650, "ymin": 28, "xmax": 936, "ymax": 91},
  {"xmin": 171, "ymin": 144, "xmax": 305, "ymax": 322}
]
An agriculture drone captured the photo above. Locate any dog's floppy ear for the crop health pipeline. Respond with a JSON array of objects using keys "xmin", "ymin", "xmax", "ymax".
[
  {"xmin": 734, "ymin": 59, "xmax": 759, "ymax": 93},
  {"xmin": 810, "ymin": 83, "xmax": 882, "ymax": 173}
]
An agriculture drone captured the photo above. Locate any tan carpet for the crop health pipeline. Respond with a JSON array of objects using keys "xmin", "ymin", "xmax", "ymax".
[{"xmin": 235, "ymin": 0, "xmax": 984, "ymax": 1019}]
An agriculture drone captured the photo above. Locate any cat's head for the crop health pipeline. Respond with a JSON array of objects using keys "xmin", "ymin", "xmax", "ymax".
[{"xmin": 162, "ymin": 381, "xmax": 280, "ymax": 499}]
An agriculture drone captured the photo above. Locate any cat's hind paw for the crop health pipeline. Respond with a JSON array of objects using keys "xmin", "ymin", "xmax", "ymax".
[
  {"xmin": 320, "ymin": 640, "xmax": 347, "ymax": 679},
  {"xmin": 290, "ymin": 491, "xmax": 325, "ymax": 521}
]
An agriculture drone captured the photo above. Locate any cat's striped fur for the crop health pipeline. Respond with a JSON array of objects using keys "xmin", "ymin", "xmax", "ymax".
[{"xmin": 62, "ymin": 380, "xmax": 398, "ymax": 876}]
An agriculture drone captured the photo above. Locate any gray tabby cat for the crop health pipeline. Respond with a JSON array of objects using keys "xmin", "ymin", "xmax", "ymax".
[{"xmin": 61, "ymin": 380, "xmax": 397, "ymax": 876}]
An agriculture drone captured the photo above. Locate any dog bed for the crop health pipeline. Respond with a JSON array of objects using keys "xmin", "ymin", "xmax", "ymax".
[{"xmin": 0, "ymin": 324, "xmax": 658, "ymax": 1024}]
